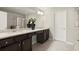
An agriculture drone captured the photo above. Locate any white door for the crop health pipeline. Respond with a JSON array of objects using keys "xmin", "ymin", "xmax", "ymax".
[{"xmin": 54, "ymin": 9, "xmax": 66, "ymax": 42}]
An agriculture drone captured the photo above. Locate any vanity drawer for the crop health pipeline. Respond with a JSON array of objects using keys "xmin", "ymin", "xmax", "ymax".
[
  {"xmin": 14, "ymin": 33, "xmax": 32, "ymax": 42},
  {"xmin": 0, "ymin": 38, "xmax": 15, "ymax": 47},
  {"xmin": 37, "ymin": 30, "xmax": 44, "ymax": 34}
]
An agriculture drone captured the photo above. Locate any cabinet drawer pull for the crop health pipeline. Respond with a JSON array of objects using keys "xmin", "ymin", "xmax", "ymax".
[
  {"xmin": 23, "ymin": 42, "xmax": 24, "ymax": 44},
  {"xmin": 19, "ymin": 44, "xmax": 21, "ymax": 47},
  {"xmin": 5, "ymin": 41, "xmax": 8, "ymax": 44}
]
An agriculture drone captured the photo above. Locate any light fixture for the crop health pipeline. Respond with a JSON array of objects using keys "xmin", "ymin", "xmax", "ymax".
[{"xmin": 37, "ymin": 11, "xmax": 44, "ymax": 15}]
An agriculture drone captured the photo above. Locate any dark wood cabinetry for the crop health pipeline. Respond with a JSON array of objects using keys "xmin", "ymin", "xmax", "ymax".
[
  {"xmin": 22, "ymin": 38, "xmax": 32, "ymax": 51},
  {"xmin": 0, "ymin": 33, "xmax": 32, "ymax": 51},
  {"xmin": 0, "ymin": 29, "xmax": 49, "ymax": 51},
  {"xmin": 37, "ymin": 29, "xmax": 49, "ymax": 44},
  {"xmin": 0, "ymin": 43, "xmax": 21, "ymax": 51},
  {"xmin": 21, "ymin": 33, "xmax": 32, "ymax": 51},
  {"xmin": 37, "ymin": 30, "xmax": 44, "ymax": 43},
  {"xmin": 45, "ymin": 29, "xmax": 49, "ymax": 40}
]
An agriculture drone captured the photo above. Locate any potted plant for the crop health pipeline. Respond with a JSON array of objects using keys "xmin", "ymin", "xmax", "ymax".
[
  {"xmin": 31, "ymin": 18, "xmax": 36, "ymax": 30},
  {"xmin": 27, "ymin": 18, "xmax": 36, "ymax": 30}
]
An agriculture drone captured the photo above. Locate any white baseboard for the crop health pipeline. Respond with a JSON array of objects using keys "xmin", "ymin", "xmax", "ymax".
[
  {"xmin": 54, "ymin": 39, "xmax": 74, "ymax": 45},
  {"xmin": 65, "ymin": 41, "xmax": 74, "ymax": 45},
  {"xmin": 60, "ymin": 40, "xmax": 74, "ymax": 45}
]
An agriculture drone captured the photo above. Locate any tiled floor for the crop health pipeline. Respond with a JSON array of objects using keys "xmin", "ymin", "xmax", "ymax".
[{"xmin": 32, "ymin": 40, "xmax": 74, "ymax": 51}]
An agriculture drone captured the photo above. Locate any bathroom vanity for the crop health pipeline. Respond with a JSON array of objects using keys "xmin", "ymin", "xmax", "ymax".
[
  {"xmin": 0, "ymin": 10, "xmax": 49, "ymax": 51},
  {"xmin": 0, "ymin": 28, "xmax": 49, "ymax": 51}
]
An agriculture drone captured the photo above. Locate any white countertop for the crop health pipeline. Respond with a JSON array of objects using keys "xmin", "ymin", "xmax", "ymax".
[{"xmin": 0, "ymin": 28, "xmax": 49, "ymax": 39}]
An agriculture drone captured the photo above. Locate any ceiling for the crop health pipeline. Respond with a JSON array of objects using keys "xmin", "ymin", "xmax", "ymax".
[{"xmin": 0, "ymin": 7, "xmax": 43, "ymax": 15}]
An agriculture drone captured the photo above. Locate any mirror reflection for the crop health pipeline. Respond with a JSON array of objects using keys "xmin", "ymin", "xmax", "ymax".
[{"xmin": 0, "ymin": 7, "xmax": 43, "ymax": 32}]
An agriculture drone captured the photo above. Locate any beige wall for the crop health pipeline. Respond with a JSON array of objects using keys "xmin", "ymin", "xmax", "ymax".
[
  {"xmin": 26, "ymin": 8, "xmax": 54, "ymax": 40},
  {"xmin": 26, "ymin": 14, "xmax": 44, "ymax": 28}
]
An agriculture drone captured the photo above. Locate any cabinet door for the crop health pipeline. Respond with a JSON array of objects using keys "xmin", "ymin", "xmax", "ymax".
[
  {"xmin": 42, "ymin": 30, "xmax": 48, "ymax": 43},
  {"xmin": 37, "ymin": 29, "xmax": 49, "ymax": 44},
  {"xmin": 45, "ymin": 29, "xmax": 49, "ymax": 40},
  {"xmin": 0, "ymin": 43, "xmax": 21, "ymax": 51},
  {"xmin": 22, "ymin": 38, "xmax": 32, "ymax": 51},
  {"xmin": 37, "ymin": 31, "xmax": 44, "ymax": 43}
]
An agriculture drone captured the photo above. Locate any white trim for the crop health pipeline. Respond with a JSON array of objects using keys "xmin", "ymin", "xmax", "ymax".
[
  {"xmin": 64, "ymin": 41, "xmax": 73, "ymax": 45},
  {"xmin": 60, "ymin": 40, "xmax": 74, "ymax": 45},
  {"xmin": 54, "ymin": 39, "xmax": 74, "ymax": 45}
]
